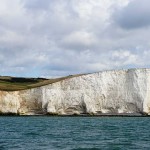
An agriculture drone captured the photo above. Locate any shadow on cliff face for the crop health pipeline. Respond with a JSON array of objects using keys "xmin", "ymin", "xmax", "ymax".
[
  {"xmin": 18, "ymin": 99, "xmax": 44, "ymax": 115},
  {"xmin": 0, "ymin": 112, "xmax": 19, "ymax": 116}
]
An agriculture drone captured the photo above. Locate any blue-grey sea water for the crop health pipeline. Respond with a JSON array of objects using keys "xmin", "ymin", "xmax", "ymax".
[{"xmin": 0, "ymin": 116, "xmax": 150, "ymax": 150}]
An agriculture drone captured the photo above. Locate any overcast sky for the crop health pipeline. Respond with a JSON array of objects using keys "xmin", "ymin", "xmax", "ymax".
[{"xmin": 0, "ymin": 0, "xmax": 150, "ymax": 77}]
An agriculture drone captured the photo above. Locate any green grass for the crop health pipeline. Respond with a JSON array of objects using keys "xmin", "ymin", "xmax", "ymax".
[{"xmin": 0, "ymin": 74, "xmax": 83, "ymax": 91}]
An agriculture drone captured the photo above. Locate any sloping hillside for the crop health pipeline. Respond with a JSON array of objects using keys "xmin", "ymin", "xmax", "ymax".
[{"xmin": 0, "ymin": 74, "xmax": 83, "ymax": 91}]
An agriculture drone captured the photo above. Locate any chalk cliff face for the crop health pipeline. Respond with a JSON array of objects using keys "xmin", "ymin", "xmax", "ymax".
[{"xmin": 0, "ymin": 68, "xmax": 150, "ymax": 115}]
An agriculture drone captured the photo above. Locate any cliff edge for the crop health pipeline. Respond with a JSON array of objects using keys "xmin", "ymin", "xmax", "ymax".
[{"xmin": 0, "ymin": 68, "xmax": 150, "ymax": 116}]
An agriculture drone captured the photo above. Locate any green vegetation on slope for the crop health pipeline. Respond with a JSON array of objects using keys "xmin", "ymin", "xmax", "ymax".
[{"xmin": 0, "ymin": 74, "xmax": 83, "ymax": 91}]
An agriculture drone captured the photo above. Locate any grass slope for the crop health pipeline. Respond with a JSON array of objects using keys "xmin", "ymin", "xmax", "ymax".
[{"xmin": 0, "ymin": 74, "xmax": 83, "ymax": 91}]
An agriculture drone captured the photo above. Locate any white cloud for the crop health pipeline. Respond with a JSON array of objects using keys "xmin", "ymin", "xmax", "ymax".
[
  {"xmin": 112, "ymin": 50, "xmax": 139, "ymax": 66},
  {"xmin": 61, "ymin": 31, "xmax": 97, "ymax": 50},
  {"xmin": 0, "ymin": 0, "xmax": 149, "ymax": 77}
]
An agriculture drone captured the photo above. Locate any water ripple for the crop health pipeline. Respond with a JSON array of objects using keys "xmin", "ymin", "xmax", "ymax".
[{"xmin": 0, "ymin": 117, "xmax": 150, "ymax": 150}]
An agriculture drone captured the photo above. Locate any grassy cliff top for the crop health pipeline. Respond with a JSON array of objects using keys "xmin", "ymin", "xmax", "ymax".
[
  {"xmin": 0, "ymin": 68, "xmax": 149, "ymax": 91},
  {"xmin": 0, "ymin": 74, "xmax": 82, "ymax": 91}
]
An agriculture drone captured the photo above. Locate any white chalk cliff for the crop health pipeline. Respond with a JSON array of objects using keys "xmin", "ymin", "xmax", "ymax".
[{"xmin": 0, "ymin": 68, "xmax": 150, "ymax": 115}]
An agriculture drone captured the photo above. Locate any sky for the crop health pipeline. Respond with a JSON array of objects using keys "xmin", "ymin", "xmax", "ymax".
[{"xmin": 0, "ymin": 0, "xmax": 150, "ymax": 78}]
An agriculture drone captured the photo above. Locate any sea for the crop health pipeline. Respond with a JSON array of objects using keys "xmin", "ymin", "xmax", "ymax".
[{"xmin": 0, "ymin": 116, "xmax": 150, "ymax": 150}]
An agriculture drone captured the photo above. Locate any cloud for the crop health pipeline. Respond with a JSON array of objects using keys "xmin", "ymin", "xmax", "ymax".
[
  {"xmin": 23, "ymin": 0, "xmax": 51, "ymax": 10},
  {"xmin": 60, "ymin": 31, "xmax": 98, "ymax": 50},
  {"xmin": 114, "ymin": 0, "xmax": 150, "ymax": 29},
  {"xmin": 0, "ymin": 0, "xmax": 150, "ymax": 77}
]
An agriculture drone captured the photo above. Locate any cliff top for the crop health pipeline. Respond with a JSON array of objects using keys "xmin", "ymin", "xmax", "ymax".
[
  {"xmin": 0, "ymin": 74, "xmax": 82, "ymax": 91},
  {"xmin": 0, "ymin": 68, "xmax": 149, "ymax": 91}
]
